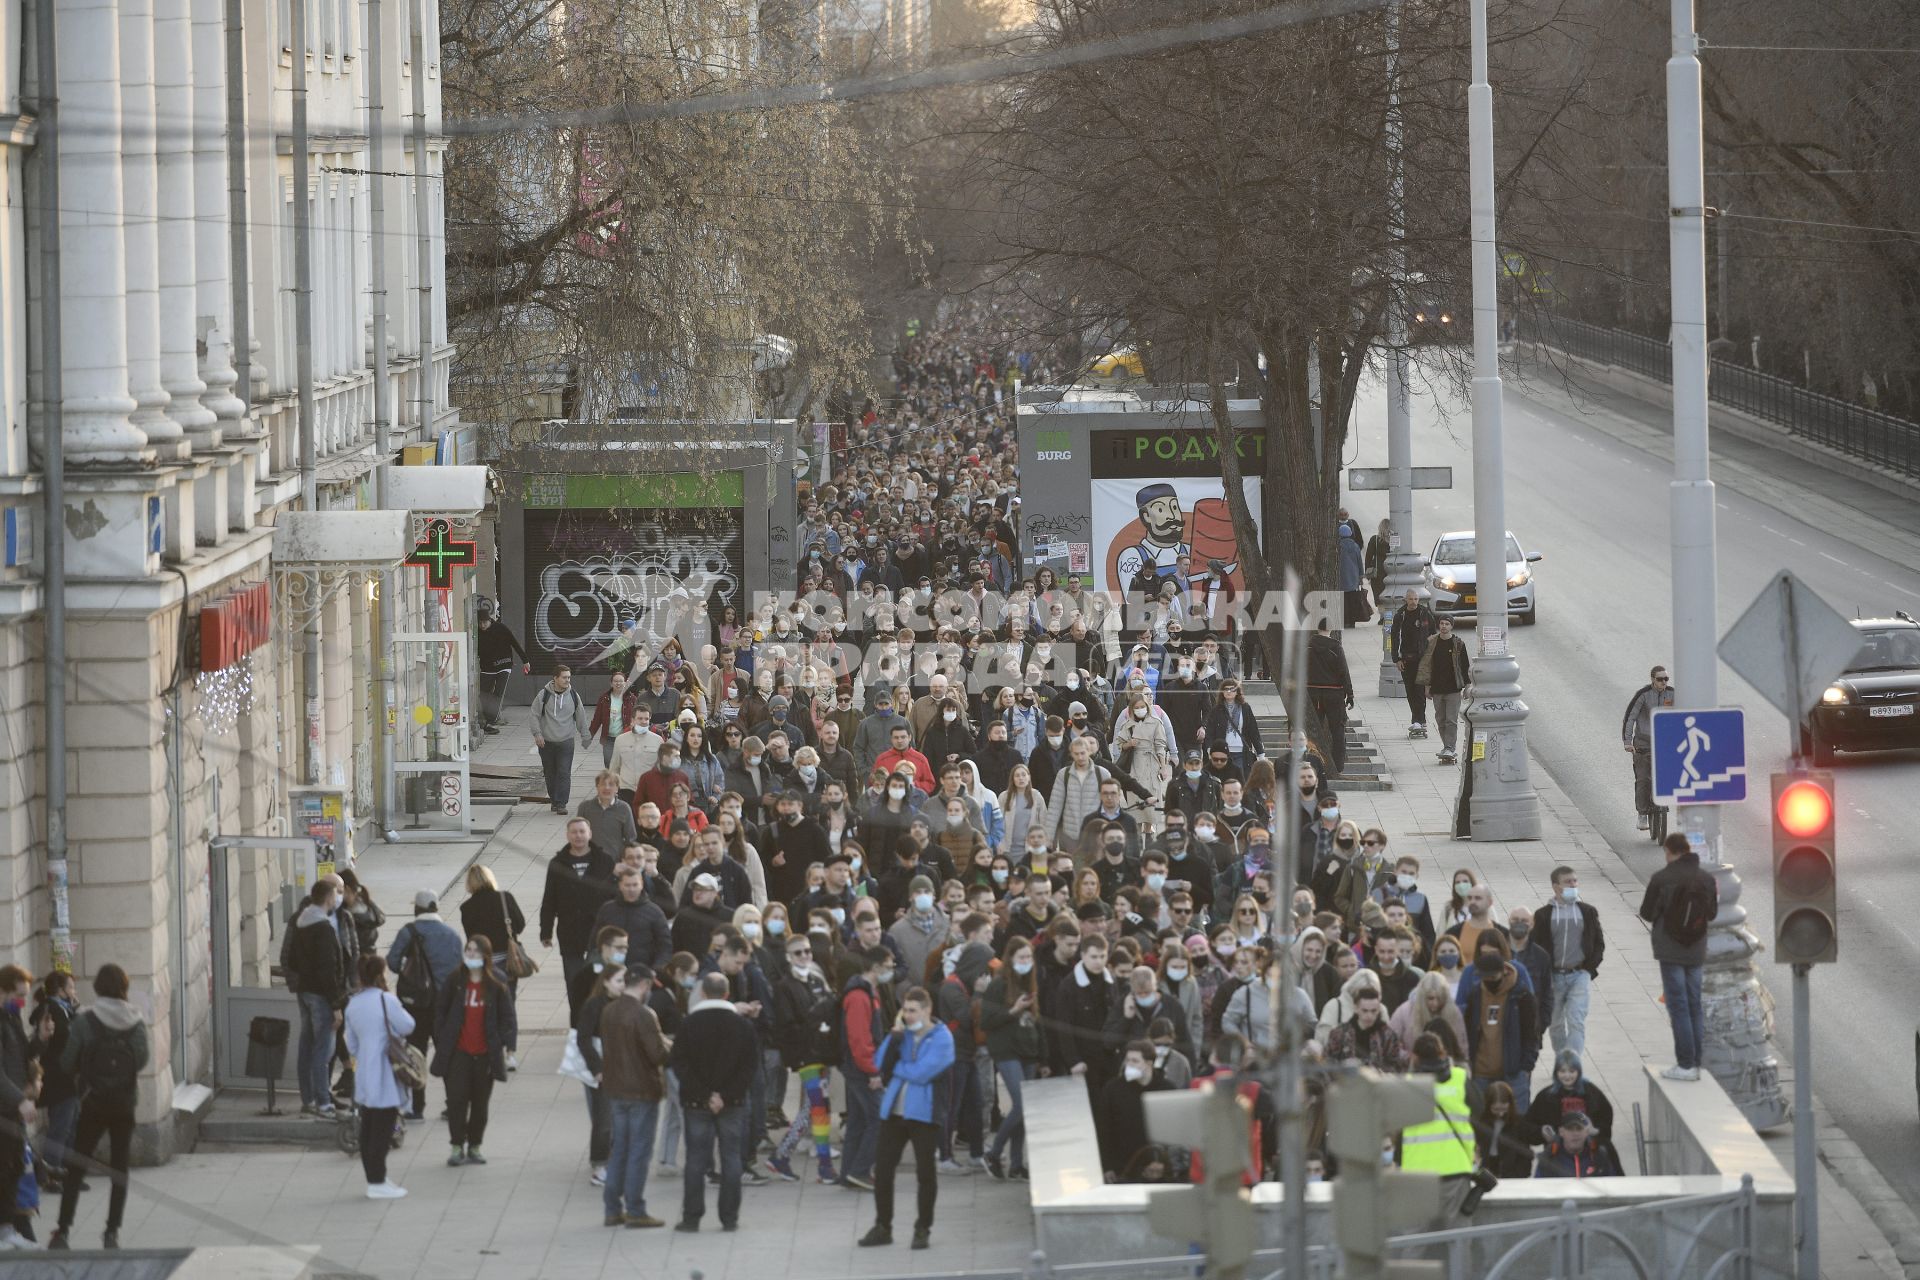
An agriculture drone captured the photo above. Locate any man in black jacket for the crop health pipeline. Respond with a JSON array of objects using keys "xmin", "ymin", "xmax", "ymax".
[
  {"xmin": 1420, "ymin": 616, "xmax": 1472, "ymax": 765},
  {"xmin": 1305, "ymin": 619, "xmax": 1354, "ymax": 776},
  {"xmin": 539, "ymin": 818, "xmax": 617, "ymax": 996},
  {"xmin": 288, "ymin": 881, "xmax": 348, "ymax": 1116},
  {"xmin": 1639, "ymin": 833, "xmax": 1716, "ymax": 1081},
  {"xmin": 593, "ymin": 866, "xmax": 673, "ymax": 969},
  {"xmin": 670, "ymin": 973, "xmax": 759, "ymax": 1232},
  {"xmin": 764, "ymin": 789, "xmax": 831, "ymax": 908},
  {"xmin": 1096, "ymin": 1040, "xmax": 1171, "ymax": 1181},
  {"xmin": 1531, "ymin": 866, "xmax": 1604, "ymax": 1056},
  {"xmin": 1050, "ymin": 935, "xmax": 1117, "ymax": 1094},
  {"xmin": 672, "ymin": 874, "xmax": 732, "ymax": 959},
  {"xmin": 1389, "ymin": 588, "xmax": 1438, "ymax": 739},
  {"xmin": 1163, "ymin": 747, "xmax": 1223, "ymax": 825}
]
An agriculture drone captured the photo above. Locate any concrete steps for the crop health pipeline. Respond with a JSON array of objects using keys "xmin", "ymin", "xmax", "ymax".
[{"xmin": 1242, "ymin": 682, "xmax": 1395, "ymax": 792}]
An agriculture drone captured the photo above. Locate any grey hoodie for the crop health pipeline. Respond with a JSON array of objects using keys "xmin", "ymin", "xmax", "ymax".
[
  {"xmin": 531, "ymin": 681, "xmax": 589, "ymax": 744},
  {"xmin": 61, "ymin": 997, "xmax": 150, "ymax": 1105}
]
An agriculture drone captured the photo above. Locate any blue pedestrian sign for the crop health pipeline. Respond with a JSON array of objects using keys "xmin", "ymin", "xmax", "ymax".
[{"xmin": 1652, "ymin": 708, "xmax": 1747, "ymax": 804}]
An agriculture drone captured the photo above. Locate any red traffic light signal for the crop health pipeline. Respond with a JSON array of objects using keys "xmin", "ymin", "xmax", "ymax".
[
  {"xmin": 1770, "ymin": 771, "xmax": 1836, "ymax": 965},
  {"xmin": 1776, "ymin": 780, "xmax": 1832, "ymax": 840}
]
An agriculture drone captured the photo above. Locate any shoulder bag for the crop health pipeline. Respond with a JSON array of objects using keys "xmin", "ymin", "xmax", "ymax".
[{"xmin": 382, "ymin": 995, "xmax": 428, "ymax": 1092}]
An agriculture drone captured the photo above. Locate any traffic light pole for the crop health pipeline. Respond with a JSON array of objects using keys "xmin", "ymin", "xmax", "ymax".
[{"xmin": 1792, "ymin": 962, "xmax": 1816, "ymax": 1280}]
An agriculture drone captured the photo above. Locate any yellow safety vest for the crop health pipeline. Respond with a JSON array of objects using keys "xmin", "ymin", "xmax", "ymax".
[{"xmin": 1400, "ymin": 1070, "xmax": 1475, "ymax": 1175}]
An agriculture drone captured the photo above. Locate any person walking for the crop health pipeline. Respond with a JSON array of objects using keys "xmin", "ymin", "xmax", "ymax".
[
  {"xmin": 982, "ymin": 937, "xmax": 1044, "ymax": 1181},
  {"xmin": 577, "ymin": 770, "xmax": 639, "ymax": 859},
  {"xmin": 1416, "ymin": 616, "xmax": 1471, "ymax": 765},
  {"xmin": 541, "ymin": 817, "xmax": 618, "ymax": 1016},
  {"xmin": 532, "ymin": 663, "xmax": 590, "ymax": 813},
  {"xmin": 288, "ymin": 880, "xmax": 348, "ymax": 1118},
  {"xmin": 475, "ymin": 599, "xmax": 530, "ymax": 737},
  {"xmin": 431, "ymin": 937, "xmax": 517, "ymax": 1168},
  {"xmin": 1638, "ymin": 832, "xmax": 1717, "ymax": 1080},
  {"xmin": 1390, "ymin": 589, "xmax": 1438, "ymax": 739},
  {"xmin": 1620, "ymin": 665, "xmax": 1675, "ymax": 830},
  {"xmin": 669, "ymin": 973, "xmax": 758, "ymax": 1233},
  {"xmin": 460, "ymin": 865, "xmax": 528, "ymax": 1067},
  {"xmin": 1305, "ymin": 620, "xmax": 1354, "ymax": 776},
  {"xmin": 385, "ymin": 891, "xmax": 464, "ymax": 1119},
  {"xmin": 1454, "ymin": 931, "xmax": 1539, "ymax": 1108},
  {"xmin": 858, "ymin": 987, "xmax": 957, "ymax": 1250},
  {"xmin": 27, "ymin": 971, "xmax": 80, "ymax": 1194},
  {"xmin": 47, "ymin": 965, "xmax": 150, "ymax": 1251},
  {"xmin": 343, "ymin": 955, "xmax": 415, "ymax": 1200},
  {"xmin": 1531, "ymin": 867, "xmax": 1603, "ymax": 1055},
  {"xmin": 600, "ymin": 964, "xmax": 671, "ymax": 1229},
  {"xmin": 768, "ymin": 933, "xmax": 838, "ymax": 1184}
]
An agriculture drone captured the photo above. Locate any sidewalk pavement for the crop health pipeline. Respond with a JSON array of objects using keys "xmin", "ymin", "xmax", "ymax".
[
  {"xmin": 54, "ymin": 717, "xmax": 1039, "ymax": 1279},
  {"xmin": 1277, "ymin": 668, "xmax": 1905, "ymax": 1279}
]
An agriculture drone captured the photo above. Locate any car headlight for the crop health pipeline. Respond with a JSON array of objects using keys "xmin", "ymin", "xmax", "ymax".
[
  {"xmin": 1436, "ymin": 576, "xmax": 1457, "ymax": 591},
  {"xmin": 1820, "ymin": 685, "xmax": 1849, "ymax": 705},
  {"xmin": 1506, "ymin": 569, "xmax": 1530, "ymax": 588}
]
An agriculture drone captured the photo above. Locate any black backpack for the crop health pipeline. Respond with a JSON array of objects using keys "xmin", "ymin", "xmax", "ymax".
[
  {"xmin": 395, "ymin": 929, "xmax": 438, "ymax": 1013},
  {"xmin": 80, "ymin": 1012, "xmax": 140, "ymax": 1100},
  {"xmin": 805, "ymin": 990, "xmax": 844, "ymax": 1068},
  {"xmin": 1663, "ymin": 871, "xmax": 1716, "ymax": 947}
]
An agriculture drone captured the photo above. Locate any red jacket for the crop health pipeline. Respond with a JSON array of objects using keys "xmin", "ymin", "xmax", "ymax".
[
  {"xmin": 842, "ymin": 977, "xmax": 885, "ymax": 1075},
  {"xmin": 633, "ymin": 766, "xmax": 690, "ymax": 815},
  {"xmin": 875, "ymin": 747, "xmax": 935, "ymax": 793}
]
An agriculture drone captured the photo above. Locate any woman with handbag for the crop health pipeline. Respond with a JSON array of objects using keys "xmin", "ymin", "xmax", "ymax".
[
  {"xmin": 342, "ymin": 953, "xmax": 417, "ymax": 1200},
  {"xmin": 431, "ymin": 937, "xmax": 518, "ymax": 1169},
  {"xmin": 459, "ymin": 865, "xmax": 529, "ymax": 1069}
]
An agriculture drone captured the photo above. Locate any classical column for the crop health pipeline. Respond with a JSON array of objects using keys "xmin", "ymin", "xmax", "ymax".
[
  {"xmin": 120, "ymin": 0, "xmax": 179, "ymax": 449},
  {"xmin": 155, "ymin": 0, "xmax": 215, "ymax": 446},
  {"xmin": 190, "ymin": 0, "xmax": 247, "ymax": 430},
  {"xmin": 56, "ymin": 0, "xmax": 146, "ymax": 463}
]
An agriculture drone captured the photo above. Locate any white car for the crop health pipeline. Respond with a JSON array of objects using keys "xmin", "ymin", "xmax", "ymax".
[{"xmin": 1421, "ymin": 530, "xmax": 1543, "ymax": 625}]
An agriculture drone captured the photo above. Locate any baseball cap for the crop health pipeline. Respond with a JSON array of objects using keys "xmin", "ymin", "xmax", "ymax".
[
  {"xmin": 691, "ymin": 872, "xmax": 722, "ymax": 892},
  {"xmin": 1558, "ymin": 1110, "xmax": 1593, "ymax": 1131},
  {"xmin": 624, "ymin": 962, "xmax": 656, "ymax": 985},
  {"xmin": 1183, "ymin": 747, "xmax": 1203, "ymax": 763},
  {"xmin": 413, "ymin": 891, "xmax": 438, "ymax": 913}
]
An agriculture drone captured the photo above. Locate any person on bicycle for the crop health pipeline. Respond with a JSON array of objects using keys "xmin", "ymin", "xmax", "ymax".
[{"xmin": 1620, "ymin": 666, "xmax": 1674, "ymax": 830}]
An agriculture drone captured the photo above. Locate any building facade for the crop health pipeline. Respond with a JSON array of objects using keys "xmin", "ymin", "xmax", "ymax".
[{"xmin": 0, "ymin": 0, "xmax": 462, "ymax": 1159}]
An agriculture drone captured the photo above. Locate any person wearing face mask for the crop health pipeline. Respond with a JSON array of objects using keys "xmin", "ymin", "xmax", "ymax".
[
  {"xmin": 1307, "ymin": 814, "xmax": 1359, "ymax": 913},
  {"xmin": 1091, "ymin": 821, "xmax": 1142, "ymax": 901},
  {"xmin": 431, "ymin": 938, "xmax": 517, "ymax": 1170},
  {"xmin": 858, "ymin": 988, "xmax": 957, "ymax": 1250},
  {"xmin": 1025, "ymin": 714, "xmax": 1070, "ymax": 805},
  {"xmin": 1376, "ymin": 856, "xmax": 1437, "ymax": 954},
  {"xmin": 934, "ymin": 941, "xmax": 996, "ymax": 1174},
  {"xmin": 982, "ymin": 938, "xmax": 1045, "ymax": 1181},
  {"xmin": 574, "ymin": 956, "xmax": 628, "ymax": 1190},
  {"xmin": 791, "ymin": 851, "xmax": 859, "ymax": 932},
  {"xmin": 1430, "ymin": 937, "xmax": 1467, "ymax": 999},
  {"xmin": 1388, "ymin": 969, "xmax": 1470, "ymax": 1059},
  {"xmin": 1110, "ymin": 692, "xmax": 1176, "ymax": 832},
  {"xmin": 287, "ymin": 880, "xmax": 350, "ymax": 1118},
  {"xmin": 1049, "ymin": 934, "xmax": 1117, "ymax": 1095},
  {"xmin": 1505, "ymin": 908, "xmax": 1555, "ymax": 1065},
  {"xmin": 764, "ymin": 789, "xmax": 831, "ymax": 907},
  {"xmin": 861, "ymin": 770, "xmax": 923, "ymax": 865},
  {"xmin": 1333, "ymin": 827, "xmax": 1395, "ymax": 932},
  {"xmin": 1105, "ymin": 964, "xmax": 1193, "ymax": 1062},
  {"xmin": 888, "ymin": 876, "xmax": 952, "ymax": 992},
  {"xmin": 852, "ymin": 688, "xmax": 912, "ymax": 776},
  {"xmin": 919, "ymin": 697, "xmax": 977, "ymax": 771},
  {"xmin": 1155, "ymin": 949, "xmax": 1205, "ymax": 1060},
  {"xmin": 1455, "ymin": 931, "xmax": 1540, "ymax": 1108},
  {"xmin": 767, "ymin": 936, "xmax": 839, "ymax": 1185},
  {"xmin": 1163, "ymin": 746, "xmax": 1224, "ymax": 827},
  {"xmin": 1096, "ymin": 1041, "xmax": 1171, "ymax": 1183},
  {"xmin": 1530, "ymin": 867, "xmax": 1603, "ymax": 1055}
]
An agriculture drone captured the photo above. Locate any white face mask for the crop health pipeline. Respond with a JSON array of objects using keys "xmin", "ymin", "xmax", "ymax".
[
  {"xmin": 888, "ymin": 786, "xmax": 907, "ymax": 800},
  {"xmin": 1194, "ymin": 825, "xmax": 1215, "ymax": 840},
  {"xmin": 743, "ymin": 922, "xmax": 762, "ymax": 940},
  {"xmin": 913, "ymin": 892, "xmax": 935, "ymax": 912},
  {"xmin": 1046, "ymin": 735, "xmax": 1063, "ymax": 748},
  {"xmin": 1397, "ymin": 873, "xmax": 1417, "ymax": 890},
  {"xmin": 1167, "ymin": 964, "xmax": 1189, "ymax": 981},
  {"xmin": 1123, "ymin": 1063, "xmax": 1148, "ymax": 1083}
]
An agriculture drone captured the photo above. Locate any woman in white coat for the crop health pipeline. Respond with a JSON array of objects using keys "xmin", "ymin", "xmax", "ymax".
[{"xmin": 344, "ymin": 952, "xmax": 416, "ymax": 1199}]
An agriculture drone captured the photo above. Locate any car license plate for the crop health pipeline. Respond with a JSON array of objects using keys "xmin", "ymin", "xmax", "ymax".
[
  {"xmin": 1869, "ymin": 704, "xmax": 1914, "ymax": 718},
  {"xmin": 1461, "ymin": 594, "xmax": 1476, "ymax": 605}
]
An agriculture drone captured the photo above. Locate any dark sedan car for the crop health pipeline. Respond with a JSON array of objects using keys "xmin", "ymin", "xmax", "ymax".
[{"xmin": 1802, "ymin": 615, "xmax": 1920, "ymax": 765}]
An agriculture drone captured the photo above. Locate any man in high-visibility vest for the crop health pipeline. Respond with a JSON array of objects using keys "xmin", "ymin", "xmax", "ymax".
[{"xmin": 1398, "ymin": 1032, "xmax": 1477, "ymax": 1225}]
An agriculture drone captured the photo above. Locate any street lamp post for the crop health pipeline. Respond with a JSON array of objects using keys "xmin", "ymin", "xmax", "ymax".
[
  {"xmin": 1664, "ymin": 0, "xmax": 1790, "ymax": 1134},
  {"xmin": 1378, "ymin": 0, "xmax": 1424, "ymax": 701},
  {"xmin": 1458, "ymin": 0, "xmax": 1540, "ymax": 840}
]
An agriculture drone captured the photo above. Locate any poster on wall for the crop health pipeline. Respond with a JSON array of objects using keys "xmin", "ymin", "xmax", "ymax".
[{"xmin": 1089, "ymin": 475, "xmax": 1262, "ymax": 598}]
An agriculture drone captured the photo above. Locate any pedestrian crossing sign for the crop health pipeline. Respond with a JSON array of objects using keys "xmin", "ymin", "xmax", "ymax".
[{"xmin": 1652, "ymin": 708, "xmax": 1747, "ymax": 804}]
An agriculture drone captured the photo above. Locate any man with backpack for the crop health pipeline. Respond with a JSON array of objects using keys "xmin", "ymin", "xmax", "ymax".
[
  {"xmin": 385, "ymin": 891, "xmax": 465, "ymax": 1119},
  {"xmin": 1638, "ymin": 832, "xmax": 1718, "ymax": 1081},
  {"xmin": 48, "ymin": 964, "xmax": 150, "ymax": 1252},
  {"xmin": 532, "ymin": 664, "xmax": 591, "ymax": 813}
]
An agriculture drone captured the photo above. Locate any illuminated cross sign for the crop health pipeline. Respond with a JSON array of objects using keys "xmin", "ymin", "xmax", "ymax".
[{"xmin": 406, "ymin": 519, "xmax": 477, "ymax": 590}]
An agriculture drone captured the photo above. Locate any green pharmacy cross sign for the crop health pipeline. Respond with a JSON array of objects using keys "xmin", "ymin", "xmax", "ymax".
[{"xmin": 406, "ymin": 518, "xmax": 477, "ymax": 590}]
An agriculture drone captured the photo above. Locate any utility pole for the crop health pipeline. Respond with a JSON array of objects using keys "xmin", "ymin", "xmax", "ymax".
[
  {"xmin": 292, "ymin": 0, "xmax": 322, "ymax": 784},
  {"xmin": 1459, "ymin": 0, "xmax": 1539, "ymax": 840},
  {"xmin": 1272, "ymin": 566, "xmax": 1310, "ymax": 1280},
  {"xmin": 409, "ymin": 0, "xmax": 434, "ymax": 435},
  {"xmin": 369, "ymin": 0, "xmax": 397, "ymax": 834},
  {"xmin": 1377, "ymin": 0, "xmax": 1421, "ymax": 700},
  {"xmin": 1666, "ymin": 0, "xmax": 1789, "ymax": 1132}
]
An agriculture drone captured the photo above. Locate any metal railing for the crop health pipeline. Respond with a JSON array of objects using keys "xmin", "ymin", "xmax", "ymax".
[
  {"xmin": 1523, "ymin": 313, "xmax": 1920, "ymax": 480},
  {"xmin": 715, "ymin": 1176, "xmax": 1768, "ymax": 1280}
]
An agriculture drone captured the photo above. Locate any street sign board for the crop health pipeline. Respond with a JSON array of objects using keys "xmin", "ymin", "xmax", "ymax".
[
  {"xmin": 1347, "ymin": 466, "xmax": 1452, "ymax": 491},
  {"xmin": 1718, "ymin": 572, "xmax": 1864, "ymax": 729},
  {"xmin": 1652, "ymin": 707, "xmax": 1747, "ymax": 803}
]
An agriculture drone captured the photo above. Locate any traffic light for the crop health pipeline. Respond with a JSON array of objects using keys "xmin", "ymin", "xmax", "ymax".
[
  {"xmin": 1771, "ymin": 771, "xmax": 1837, "ymax": 965},
  {"xmin": 1326, "ymin": 1071, "xmax": 1444, "ymax": 1280},
  {"xmin": 1143, "ymin": 1083, "xmax": 1256, "ymax": 1278}
]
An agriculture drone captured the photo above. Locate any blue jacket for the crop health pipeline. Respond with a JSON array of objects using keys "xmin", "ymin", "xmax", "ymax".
[
  {"xmin": 386, "ymin": 915, "xmax": 465, "ymax": 989},
  {"xmin": 876, "ymin": 1022, "xmax": 956, "ymax": 1124}
]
